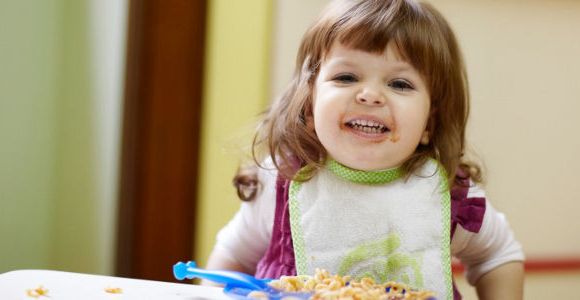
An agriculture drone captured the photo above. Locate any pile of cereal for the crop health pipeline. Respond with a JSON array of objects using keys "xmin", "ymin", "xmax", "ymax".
[{"xmin": 251, "ymin": 269, "xmax": 435, "ymax": 300}]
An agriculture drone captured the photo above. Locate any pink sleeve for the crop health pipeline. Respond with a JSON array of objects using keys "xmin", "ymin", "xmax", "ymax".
[{"xmin": 451, "ymin": 184, "xmax": 525, "ymax": 285}]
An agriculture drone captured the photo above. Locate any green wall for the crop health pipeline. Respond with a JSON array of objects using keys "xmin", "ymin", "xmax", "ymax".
[
  {"xmin": 51, "ymin": 0, "xmax": 102, "ymax": 273},
  {"xmin": 0, "ymin": 0, "xmax": 61, "ymax": 272},
  {"xmin": 0, "ymin": 0, "xmax": 125, "ymax": 275}
]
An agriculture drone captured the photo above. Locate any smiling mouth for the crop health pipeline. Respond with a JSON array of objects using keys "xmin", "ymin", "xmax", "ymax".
[{"xmin": 345, "ymin": 119, "xmax": 390, "ymax": 134}]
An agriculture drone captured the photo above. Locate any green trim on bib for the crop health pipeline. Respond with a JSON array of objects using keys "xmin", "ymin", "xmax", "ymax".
[
  {"xmin": 327, "ymin": 159, "xmax": 403, "ymax": 185},
  {"xmin": 436, "ymin": 161, "xmax": 453, "ymax": 300},
  {"xmin": 289, "ymin": 171, "xmax": 308, "ymax": 275}
]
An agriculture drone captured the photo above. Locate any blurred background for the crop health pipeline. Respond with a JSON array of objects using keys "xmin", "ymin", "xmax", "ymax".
[{"xmin": 1, "ymin": 0, "xmax": 579, "ymax": 298}]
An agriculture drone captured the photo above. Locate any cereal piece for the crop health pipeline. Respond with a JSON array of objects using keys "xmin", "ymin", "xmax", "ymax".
[
  {"xmin": 104, "ymin": 287, "xmax": 123, "ymax": 294},
  {"xmin": 247, "ymin": 291, "xmax": 269, "ymax": 299},
  {"xmin": 314, "ymin": 283, "xmax": 328, "ymax": 291},
  {"xmin": 26, "ymin": 286, "xmax": 49, "ymax": 298},
  {"xmin": 328, "ymin": 280, "xmax": 342, "ymax": 291},
  {"xmin": 304, "ymin": 278, "xmax": 317, "ymax": 290},
  {"xmin": 269, "ymin": 280, "xmax": 283, "ymax": 290}
]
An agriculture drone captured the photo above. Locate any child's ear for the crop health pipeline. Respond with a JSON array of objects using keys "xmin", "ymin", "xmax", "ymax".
[
  {"xmin": 420, "ymin": 130, "xmax": 430, "ymax": 145},
  {"xmin": 421, "ymin": 107, "xmax": 437, "ymax": 145},
  {"xmin": 300, "ymin": 111, "xmax": 317, "ymax": 135},
  {"xmin": 306, "ymin": 115, "xmax": 315, "ymax": 131}
]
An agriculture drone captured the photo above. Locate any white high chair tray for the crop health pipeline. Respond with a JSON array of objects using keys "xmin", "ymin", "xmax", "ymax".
[{"xmin": 0, "ymin": 269, "xmax": 230, "ymax": 300}]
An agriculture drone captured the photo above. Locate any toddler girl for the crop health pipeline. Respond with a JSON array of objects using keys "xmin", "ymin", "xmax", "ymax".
[{"xmin": 207, "ymin": 0, "xmax": 525, "ymax": 299}]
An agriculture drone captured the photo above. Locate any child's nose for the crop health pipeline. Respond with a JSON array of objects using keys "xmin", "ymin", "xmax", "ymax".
[{"xmin": 355, "ymin": 87, "xmax": 386, "ymax": 106}]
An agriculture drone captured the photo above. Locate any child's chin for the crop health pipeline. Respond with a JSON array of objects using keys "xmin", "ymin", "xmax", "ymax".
[{"xmin": 336, "ymin": 157, "xmax": 395, "ymax": 171}]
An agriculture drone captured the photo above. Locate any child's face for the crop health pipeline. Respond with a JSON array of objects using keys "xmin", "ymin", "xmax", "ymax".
[{"xmin": 312, "ymin": 42, "xmax": 431, "ymax": 171}]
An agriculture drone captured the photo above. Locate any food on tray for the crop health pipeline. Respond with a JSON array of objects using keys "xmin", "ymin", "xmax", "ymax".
[
  {"xmin": 104, "ymin": 287, "xmax": 123, "ymax": 294},
  {"xmin": 261, "ymin": 268, "xmax": 435, "ymax": 300},
  {"xmin": 26, "ymin": 286, "xmax": 49, "ymax": 298}
]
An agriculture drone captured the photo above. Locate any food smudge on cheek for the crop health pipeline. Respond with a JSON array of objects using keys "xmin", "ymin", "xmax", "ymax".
[{"xmin": 388, "ymin": 124, "xmax": 399, "ymax": 143}]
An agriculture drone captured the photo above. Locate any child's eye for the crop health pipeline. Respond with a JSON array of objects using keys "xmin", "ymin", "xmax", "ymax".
[
  {"xmin": 388, "ymin": 79, "xmax": 414, "ymax": 91},
  {"xmin": 332, "ymin": 73, "xmax": 358, "ymax": 83}
]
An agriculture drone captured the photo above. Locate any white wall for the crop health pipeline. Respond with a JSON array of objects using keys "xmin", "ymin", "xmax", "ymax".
[
  {"xmin": 431, "ymin": 0, "xmax": 580, "ymax": 258},
  {"xmin": 269, "ymin": 0, "xmax": 329, "ymax": 99}
]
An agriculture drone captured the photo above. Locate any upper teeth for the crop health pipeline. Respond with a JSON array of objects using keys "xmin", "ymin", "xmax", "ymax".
[{"xmin": 350, "ymin": 119, "xmax": 385, "ymax": 129}]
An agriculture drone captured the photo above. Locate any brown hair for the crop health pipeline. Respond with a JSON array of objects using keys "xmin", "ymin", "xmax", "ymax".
[{"xmin": 235, "ymin": 0, "xmax": 481, "ymax": 200}]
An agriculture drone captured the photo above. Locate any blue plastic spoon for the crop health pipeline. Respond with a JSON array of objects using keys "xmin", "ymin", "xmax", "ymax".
[{"xmin": 173, "ymin": 261, "xmax": 312, "ymax": 299}]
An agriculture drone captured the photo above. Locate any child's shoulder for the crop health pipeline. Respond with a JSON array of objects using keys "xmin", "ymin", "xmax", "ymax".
[
  {"xmin": 453, "ymin": 166, "xmax": 486, "ymax": 198},
  {"xmin": 233, "ymin": 157, "xmax": 279, "ymax": 201},
  {"xmin": 450, "ymin": 167, "xmax": 487, "ymax": 235}
]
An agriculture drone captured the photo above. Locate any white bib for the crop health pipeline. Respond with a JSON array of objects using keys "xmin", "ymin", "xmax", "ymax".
[{"xmin": 288, "ymin": 159, "xmax": 452, "ymax": 299}]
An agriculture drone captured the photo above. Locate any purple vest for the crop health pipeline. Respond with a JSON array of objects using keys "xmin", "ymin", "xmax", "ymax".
[{"xmin": 255, "ymin": 168, "xmax": 486, "ymax": 299}]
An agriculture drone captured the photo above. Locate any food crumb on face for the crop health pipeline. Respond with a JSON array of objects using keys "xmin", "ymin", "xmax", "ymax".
[
  {"xmin": 104, "ymin": 287, "xmax": 123, "ymax": 294},
  {"xmin": 26, "ymin": 286, "xmax": 49, "ymax": 298}
]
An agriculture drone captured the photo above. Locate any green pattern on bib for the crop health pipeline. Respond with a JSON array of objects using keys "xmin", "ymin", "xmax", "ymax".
[
  {"xmin": 327, "ymin": 159, "xmax": 403, "ymax": 185},
  {"xmin": 338, "ymin": 232, "xmax": 423, "ymax": 288}
]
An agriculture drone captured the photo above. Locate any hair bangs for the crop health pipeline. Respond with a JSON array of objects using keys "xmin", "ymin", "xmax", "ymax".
[{"xmin": 326, "ymin": 1, "xmax": 445, "ymax": 83}]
